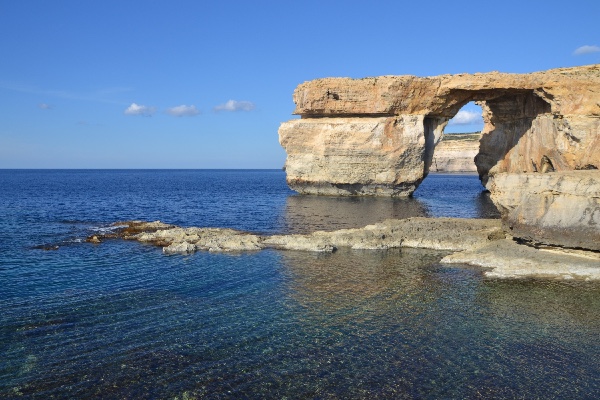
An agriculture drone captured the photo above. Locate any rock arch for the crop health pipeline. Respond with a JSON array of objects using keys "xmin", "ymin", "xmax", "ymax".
[
  {"xmin": 278, "ymin": 65, "xmax": 600, "ymax": 251},
  {"xmin": 279, "ymin": 65, "xmax": 600, "ymax": 196}
]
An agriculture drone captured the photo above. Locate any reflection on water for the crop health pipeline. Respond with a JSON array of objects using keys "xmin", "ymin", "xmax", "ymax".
[
  {"xmin": 3, "ymin": 170, "xmax": 598, "ymax": 399},
  {"xmin": 413, "ymin": 173, "xmax": 500, "ymax": 219},
  {"xmin": 280, "ymin": 174, "xmax": 500, "ymax": 233},
  {"xmin": 281, "ymin": 195, "xmax": 428, "ymax": 233},
  {"xmin": 279, "ymin": 248, "xmax": 449, "ymax": 311}
]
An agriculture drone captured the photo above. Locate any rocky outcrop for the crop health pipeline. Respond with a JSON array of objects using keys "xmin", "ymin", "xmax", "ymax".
[
  {"xmin": 431, "ymin": 133, "xmax": 480, "ymax": 172},
  {"xmin": 89, "ymin": 219, "xmax": 600, "ymax": 280},
  {"xmin": 92, "ymin": 218, "xmax": 503, "ymax": 254},
  {"xmin": 263, "ymin": 217, "xmax": 504, "ymax": 252},
  {"xmin": 488, "ymin": 171, "xmax": 600, "ymax": 251},
  {"xmin": 279, "ymin": 64, "xmax": 600, "ymax": 194},
  {"xmin": 441, "ymin": 239, "xmax": 600, "ymax": 280}
]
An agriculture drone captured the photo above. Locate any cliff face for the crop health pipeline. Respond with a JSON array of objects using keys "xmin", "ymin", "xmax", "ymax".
[
  {"xmin": 280, "ymin": 64, "xmax": 600, "ymax": 193},
  {"xmin": 279, "ymin": 65, "xmax": 600, "ymax": 251},
  {"xmin": 431, "ymin": 133, "xmax": 480, "ymax": 172},
  {"xmin": 279, "ymin": 115, "xmax": 445, "ymax": 196},
  {"xmin": 488, "ymin": 171, "xmax": 600, "ymax": 251}
]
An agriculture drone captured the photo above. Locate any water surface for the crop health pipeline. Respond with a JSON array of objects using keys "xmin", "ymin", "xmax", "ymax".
[{"xmin": 1, "ymin": 170, "xmax": 598, "ymax": 399}]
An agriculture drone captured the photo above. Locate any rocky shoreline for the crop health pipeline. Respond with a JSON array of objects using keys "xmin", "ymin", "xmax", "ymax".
[{"xmin": 88, "ymin": 218, "xmax": 600, "ymax": 281}]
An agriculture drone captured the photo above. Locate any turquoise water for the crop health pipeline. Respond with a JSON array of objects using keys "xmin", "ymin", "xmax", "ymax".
[{"xmin": 1, "ymin": 170, "xmax": 599, "ymax": 398}]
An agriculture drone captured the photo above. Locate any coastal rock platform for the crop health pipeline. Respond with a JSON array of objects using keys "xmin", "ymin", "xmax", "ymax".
[
  {"xmin": 442, "ymin": 239, "xmax": 600, "ymax": 281},
  {"xmin": 90, "ymin": 218, "xmax": 600, "ymax": 281}
]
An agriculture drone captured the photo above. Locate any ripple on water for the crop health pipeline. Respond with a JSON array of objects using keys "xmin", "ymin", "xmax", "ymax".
[{"xmin": 1, "ymin": 170, "xmax": 599, "ymax": 398}]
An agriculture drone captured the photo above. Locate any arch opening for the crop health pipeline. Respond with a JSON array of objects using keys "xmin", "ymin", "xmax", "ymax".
[
  {"xmin": 418, "ymin": 101, "xmax": 496, "ymax": 218},
  {"xmin": 423, "ymin": 90, "xmax": 552, "ymax": 186},
  {"xmin": 430, "ymin": 101, "xmax": 483, "ymax": 173}
]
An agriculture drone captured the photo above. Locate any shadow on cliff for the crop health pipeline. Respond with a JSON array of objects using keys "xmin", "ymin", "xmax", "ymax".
[{"xmin": 425, "ymin": 90, "xmax": 552, "ymax": 186}]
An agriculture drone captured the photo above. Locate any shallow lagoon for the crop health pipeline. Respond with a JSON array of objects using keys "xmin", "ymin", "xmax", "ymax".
[{"xmin": 1, "ymin": 170, "xmax": 598, "ymax": 398}]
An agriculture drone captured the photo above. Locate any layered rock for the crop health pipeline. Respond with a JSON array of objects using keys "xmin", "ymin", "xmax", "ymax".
[
  {"xmin": 279, "ymin": 115, "xmax": 445, "ymax": 196},
  {"xmin": 89, "ymin": 219, "xmax": 600, "ymax": 280},
  {"xmin": 90, "ymin": 218, "xmax": 504, "ymax": 254},
  {"xmin": 279, "ymin": 64, "xmax": 600, "ymax": 193},
  {"xmin": 431, "ymin": 133, "xmax": 481, "ymax": 172},
  {"xmin": 441, "ymin": 239, "xmax": 600, "ymax": 280},
  {"xmin": 488, "ymin": 171, "xmax": 600, "ymax": 251}
]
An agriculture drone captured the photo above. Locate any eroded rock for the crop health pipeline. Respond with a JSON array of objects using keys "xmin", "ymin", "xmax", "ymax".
[
  {"xmin": 441, "ymin": 239, "xmax": 600, "ymax": 280},
  {"xmin": 279, "ymin": 115, "xmax": 445, "ymax": 196},
  {"xmin": 431, "ymin": 133, "xmax": 480, "ymax": 172},
  {"xmin": 88, "ymin": 219, "xmax": 600, "ymax": 280},
  {"xmin": 280, "ymin": 64, "xmax": 600, "ymax": 194},
  {"xmin": 488, "ymin": 171, "xmax": 600, "ymax": 251}
]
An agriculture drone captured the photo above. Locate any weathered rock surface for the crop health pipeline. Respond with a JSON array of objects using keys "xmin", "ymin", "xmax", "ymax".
[
  {"xmin": 89, "ymin": 218, "xmax": 600, "ymax": 280},
  {"xmin": 263, "ymin": 217, "xmax": 504, "ymax": 252},
  {"xmin": 488, "ymin": 171, "xmax": 600, "ymax": 251},
  {"xmin": 441, "ymin": 239, "xmax": 600, "ymax": 280},
  {"xmin": 279, "ymin": 115, "xmax": 445, "ymax": 196},
  {"xmin": 93, "ymin": 218, "xmax": 503, "ymax": 254},
  {"xmin": 136, "ymin": 227, "xmax": 264, "ymax": 253},
  {"xmin": 279, "ymin": 64, "xmax": 600, "ymax": 194},
  {"xmin": 431, "ymin": 133, "xmax": 480, "ymax": 172}
]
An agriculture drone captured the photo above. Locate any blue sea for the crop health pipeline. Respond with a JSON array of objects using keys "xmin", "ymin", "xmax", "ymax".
[{"xmin": 1, "ymin": 170, "xmax": 599, "ymax": 399}]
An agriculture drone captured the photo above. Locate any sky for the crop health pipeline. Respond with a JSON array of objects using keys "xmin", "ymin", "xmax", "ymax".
[{"xmin": 1, "ymin": 1, "xmax": 599, "ymax": 168}]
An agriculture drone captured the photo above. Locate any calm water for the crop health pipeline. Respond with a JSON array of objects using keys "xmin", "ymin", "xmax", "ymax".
[{"xmin": 1, "ymin": 170, "xmax": 599, "ymax": 399}]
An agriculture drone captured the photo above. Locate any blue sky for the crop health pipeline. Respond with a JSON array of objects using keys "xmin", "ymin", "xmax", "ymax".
[{"xmin": 1, "ymin": 1, "xmax": 598, "ymax": 168}]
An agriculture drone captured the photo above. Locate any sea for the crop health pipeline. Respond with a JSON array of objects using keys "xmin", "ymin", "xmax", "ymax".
[{"xmin": 1, "ymin": 169, "xmax": 599, "ymax": 399}]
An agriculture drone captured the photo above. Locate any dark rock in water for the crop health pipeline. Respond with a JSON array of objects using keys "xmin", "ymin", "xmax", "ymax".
[{"xmin": 32, "ymin": 244, "xmax": 60, "ymax": 251}]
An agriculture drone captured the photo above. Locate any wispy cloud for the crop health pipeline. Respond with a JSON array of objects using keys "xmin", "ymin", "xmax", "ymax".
[
  {"xmin": 166, "ymin": 104, "xmax": 200, "ymax": 117},
  {"xmin": 124, "ymin": 103, "xmax": 156, "ymax": 116},
  {"xmin": 38, "ymin": 103, "xmax": 53, "ymax": 110},
  {"xmin": 573, "ymin": 45, "xmax": 600, "ymax": 55},
  {"xmin": 214, "ymin": 100, "xmax": 255, "ymax": 112},
  {"xmin": 0, "ymin": 81, "xmax": 133, "ymax": 105},
  {"xmin": 448, "ymin": 110, "xmax": 482, "ymax": 125}
]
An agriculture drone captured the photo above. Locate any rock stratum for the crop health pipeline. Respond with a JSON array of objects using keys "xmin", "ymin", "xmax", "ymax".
[
  {"xmin": 431, "ymin": 133, "xmax": 480, "ymax": 172},
  {"xmin": 279, "ymin": 65, "xmax": 600, "ymax": 252},
  {"xmin": 89, "ymin": 219, "xmax": 600, "ymax": 281},
  {"xmin": 280, "ymin": 65, "xmax": 600, "ymax": 192},
  {"xmin": 488, "ymin": 171, "xmax": 600, "ymax": 251}
]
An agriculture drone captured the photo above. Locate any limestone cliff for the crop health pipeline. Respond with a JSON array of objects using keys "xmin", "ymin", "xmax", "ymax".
[
  {"xmin": 488, "ymin": 171, "xmax": 600, "ymax": 251},
  {"xmin": 431, "ymin": 133, "xmax": 480, "ymax": 172},
  {"xmin": 279, "ymin": 115, "xmax": 445, "ymax": 196},
  {"xmin": 279, "ymin": 65, "xmax": 600, "ymax": 251},
  {"xmin": 279, "ymin": 64, "xmax": 600, "ymax": 194}
]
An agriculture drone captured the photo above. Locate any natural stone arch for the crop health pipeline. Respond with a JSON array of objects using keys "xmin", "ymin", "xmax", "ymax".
[
  {"xmin": 279, "ymin": 65, "xmax": 600, "ymax": 197},
  {"xmin": 423, "ymin": 89, "xmax": 552, "ymax": 186}
]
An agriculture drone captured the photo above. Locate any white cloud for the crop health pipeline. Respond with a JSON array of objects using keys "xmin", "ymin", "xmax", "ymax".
[
  {"xmin": 448, "ymin": 110, "xmax": 482, "ymax": 125},
  {"xmin": 214, "ymin": 100, "xmax": 255, "ymax": 112},
  {"xmin": 124, "ymin": 103, "xmax": 156, "ymax": 116},
  {"xmin": 166, "ymin": 104, "xmax": 200, "ymax": 117},
  {"xmin": 38, "ymin": 103, "xmax": 53, "ymax": 110},
  {"xmin": 573, "ymin": 45, "xmax": 600, "ymax": 55}
]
